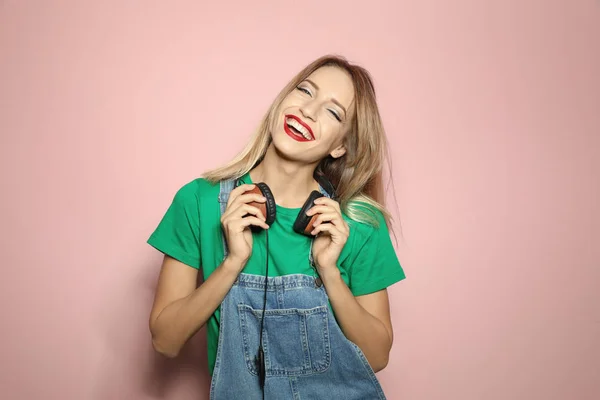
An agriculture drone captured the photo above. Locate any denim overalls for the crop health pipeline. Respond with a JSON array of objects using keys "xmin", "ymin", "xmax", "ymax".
[{"xmin": 209, "ymin": 178, "xmax": 387, "ymax": 399}]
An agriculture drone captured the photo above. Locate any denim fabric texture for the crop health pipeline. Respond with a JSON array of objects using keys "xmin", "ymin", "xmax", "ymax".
[{"xmin": 209, "ymin": 178, "xmax": 387, "ymax": 400}]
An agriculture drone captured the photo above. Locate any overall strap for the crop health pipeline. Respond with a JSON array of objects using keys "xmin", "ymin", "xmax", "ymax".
[
  {"xmin": 317, "ymin": 185, "xmax": 330, "ymax": 197},
  {"xmin": 218, "ymin": 178, "xmax": 236, "ymax": 258}
]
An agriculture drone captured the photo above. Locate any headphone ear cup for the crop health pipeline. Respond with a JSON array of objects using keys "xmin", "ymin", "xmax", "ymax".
[
  {"xmin": 255, "ymin": 183, "xmax": 276, "ymax": 226},
  {"xmin": 293, "ymin": 191, "xmax": 324, "ymax": 237},
  {"xmin": 245, "ymin": 183, "xmax": 276, "ymax": 231}
]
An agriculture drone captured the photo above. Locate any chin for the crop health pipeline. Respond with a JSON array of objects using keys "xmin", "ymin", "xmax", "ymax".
[
  {"xmin": 271, "ymin": 130, "xmax": 300, "ymax": 156},
  {"xmin": 269, "ymin": 130, "xmax": 314, "ymax": 163}
]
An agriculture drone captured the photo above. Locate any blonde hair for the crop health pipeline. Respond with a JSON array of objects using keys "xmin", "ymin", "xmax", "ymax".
[{"xmin": 203, "ymin": 55, "xmax": 397, "ymax": 231}]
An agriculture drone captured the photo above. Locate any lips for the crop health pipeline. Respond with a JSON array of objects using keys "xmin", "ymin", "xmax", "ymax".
[{"xmin": 284, "ymin": 114, "xmax": 314, "ymax": 142}]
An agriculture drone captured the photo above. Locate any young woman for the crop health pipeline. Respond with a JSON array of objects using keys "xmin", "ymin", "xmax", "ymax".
[{"xmin": 147, "ymin": 55, "xmax": 405, "ymax": 399}]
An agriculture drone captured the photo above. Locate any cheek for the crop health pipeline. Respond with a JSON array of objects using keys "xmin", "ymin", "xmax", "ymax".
[
  {"xmin": 279, "ymin": 95, "xmax": 296, "ymax": 109},
  {"xmin": 321, "ymin": 121, "xmax": 344, "ymax": 142}
]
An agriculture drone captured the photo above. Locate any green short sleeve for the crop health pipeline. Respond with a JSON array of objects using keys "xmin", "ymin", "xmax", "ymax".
[
  {"xmin": 147, "ymin": 180, "xmax": 201, "ymax": 269},
  {"xmin": 345, "ymin": 209, "xmax": 405, "ymax": 296}
]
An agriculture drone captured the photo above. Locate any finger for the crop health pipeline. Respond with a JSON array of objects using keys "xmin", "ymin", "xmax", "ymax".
[
  {"xmin": 237, "ymin": 216, "xmax": 270, "ymax": 231},
  {"xmin": 233, "ymin": 203, "xmax": 267, "ymax": 221},
  {"xmin": 313, "ymin": 197, "xmax": 341, "ymax": 211},
  {"xmin": 311, "ymin": 222, "xmax": 345, "ymax": 239},
  {"xmin": 312, "ymin": 212, "xmax": 340, "ymax": 227},
  {"xmin": 223, "ymin": 193, "xmax": 266, "ymax": 219},
  {"xmin": 232, "ymin": 192, "xmax": 267, "ymax": 207},
  {"xmin": 305, "ymin": 205, "xmax": 332, "ymax": 216},
  {"xmin": 227, "ymin": 184, "xmax": 257, "ymax": 207},
  {"xmin": 222, "ymin": 204, "xmax": 266, "ymax": 226}
]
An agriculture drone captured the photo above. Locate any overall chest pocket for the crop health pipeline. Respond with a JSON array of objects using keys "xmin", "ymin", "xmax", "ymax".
[{"xmin": 238, "ymin": 304, "xmax": 331, "ymax": 376}]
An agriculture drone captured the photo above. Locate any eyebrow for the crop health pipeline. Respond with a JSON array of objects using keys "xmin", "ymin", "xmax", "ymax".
[{"xmin": 304, "ymin": 79, "xmax": 347, "ymax": 116}]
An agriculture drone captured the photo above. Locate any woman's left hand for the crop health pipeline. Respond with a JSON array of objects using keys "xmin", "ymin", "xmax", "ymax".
[{"xmin": 306, "ymin": 197, "xmax": 350, "ymax": 273}]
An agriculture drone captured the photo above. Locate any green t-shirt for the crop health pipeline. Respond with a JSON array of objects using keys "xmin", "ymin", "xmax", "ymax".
[{"xmin": 147, "ymin": 172, "xmax": 405, "ymax": 375}]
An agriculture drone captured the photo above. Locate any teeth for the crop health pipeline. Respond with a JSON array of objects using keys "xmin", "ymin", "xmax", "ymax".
[{"xmin": 286, "ymin": 117, "xmax": 312, "ymax": 140}]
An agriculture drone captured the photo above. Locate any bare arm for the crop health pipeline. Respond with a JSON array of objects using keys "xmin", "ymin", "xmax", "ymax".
[
  {"xmin": 149, "ymin": 183, "xmax": 268, "ymax": 357},
  {"xmin": 320, "ymin": 269, "xmax": 393, "ymax": 372},
  {"xmin": 307, "ymin": 197, "xmax": 394, "ymax": 372},
  {"xmin": 149, "ymin": 255, "xmax": 243, "ymax": 358}
]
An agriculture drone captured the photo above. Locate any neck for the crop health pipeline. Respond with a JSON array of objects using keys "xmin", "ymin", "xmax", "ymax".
[{"xmin": 250, "ymin": 145, "xmax": 320, "ymax": 208}]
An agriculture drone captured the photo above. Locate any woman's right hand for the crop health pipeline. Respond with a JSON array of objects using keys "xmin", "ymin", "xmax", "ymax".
[{"xmin": 220, "ymin": 184, "xmax": 269, "ymax": 270}]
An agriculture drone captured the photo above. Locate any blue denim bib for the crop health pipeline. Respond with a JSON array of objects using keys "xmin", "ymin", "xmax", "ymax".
[{"xmin": 209, "ymin": 178, "xmax": 387, "ymax": 399}]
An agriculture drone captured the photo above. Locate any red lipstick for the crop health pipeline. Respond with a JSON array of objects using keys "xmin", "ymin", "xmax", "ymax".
[{"xmin": 283, "ymin": 114, "xmax": 314, "ymax": 142}]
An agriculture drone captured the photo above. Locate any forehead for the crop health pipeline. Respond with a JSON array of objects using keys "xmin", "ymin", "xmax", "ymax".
[{"xmin": 304, "ymin": 66, "xmax": 355, "ymax": 110}]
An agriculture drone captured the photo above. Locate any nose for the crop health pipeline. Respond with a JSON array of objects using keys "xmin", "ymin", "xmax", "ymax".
[{"xmin": 299, "ymin": 99, "xmax": 318, "ymax": 121}]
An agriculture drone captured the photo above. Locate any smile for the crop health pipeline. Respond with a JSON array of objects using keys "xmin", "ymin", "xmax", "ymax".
[{"xmin": 284, "ymin": 114, "xmax": 314, "ymax": 142}]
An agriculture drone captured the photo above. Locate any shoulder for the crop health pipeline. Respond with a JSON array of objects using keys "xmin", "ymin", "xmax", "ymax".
[
  {"xmin": 171, "ymin": 177, "xmax": 220, "ymax": 202},
  {"xmin": 342, "ymin": 201, "xmax": 398, "ymax": 262},
  {"xmin": 340, "ymin": 202, "xmax": 404, "ymax": 295},
  {"xmin": 343, "ymin": 201, "xmax": 390, "ymax": 242}
]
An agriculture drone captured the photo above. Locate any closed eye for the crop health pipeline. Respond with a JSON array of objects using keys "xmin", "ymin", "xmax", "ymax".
[
  {"xmin": 297, "ymin": 86, "xmax": 312, "ymax": 96},
  {"xmin": 329, "ymin": 109, "xmax": 342, "ymax": 122}
]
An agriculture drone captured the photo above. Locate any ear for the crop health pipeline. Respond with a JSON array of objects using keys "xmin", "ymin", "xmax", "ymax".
[{"xmin": 330, "ymin": 145, "xmax": 346, "ymax": 159}]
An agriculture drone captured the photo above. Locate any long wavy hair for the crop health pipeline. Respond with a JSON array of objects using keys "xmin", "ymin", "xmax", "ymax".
[{"xmin": 203, "ymin": 55, "xmax": 397, "ymax": 231}]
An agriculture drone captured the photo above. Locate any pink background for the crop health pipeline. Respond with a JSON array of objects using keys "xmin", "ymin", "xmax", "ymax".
[{"xmin": 1, "ymin": 1, "xmax": 598, "ymax": 399}]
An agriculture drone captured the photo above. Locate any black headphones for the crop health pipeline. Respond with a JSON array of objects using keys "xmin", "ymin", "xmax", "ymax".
[
  {"xmin": 236, "ymin": 169, "xmax": 337, "ymax": 236},
  {"xmin": 234, "ymin": 169, "xmax": 336, "ymax": 394}
]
